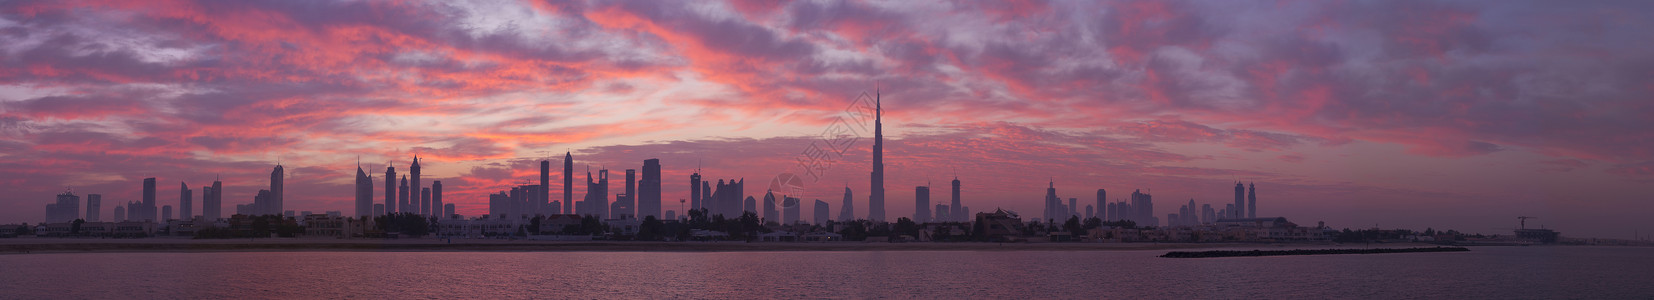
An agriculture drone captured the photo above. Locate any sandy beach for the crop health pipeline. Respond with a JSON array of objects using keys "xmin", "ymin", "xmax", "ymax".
[{"xmin": 0, "ymin": 237, "xmax": 1381, "ymax": 254}]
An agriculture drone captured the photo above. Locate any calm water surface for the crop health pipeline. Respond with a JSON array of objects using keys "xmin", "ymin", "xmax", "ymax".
[{"xmin": 1, "ymin": 246, "xmax": 1649, "ymax": 299}]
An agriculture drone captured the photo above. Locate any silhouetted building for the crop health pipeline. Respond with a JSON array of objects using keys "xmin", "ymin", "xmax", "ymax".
[
  {"xmin": 814, "ymin": 199, "xmax": 830, "ymax": 226},
  {"xmin": 1248, "ymin": 182, "xmax": 1257, "ymax": 219},
  {"xmin": 356, "ymin": 165, "xmax": 373, "ymax": 217},
  {"xmin": 1233, "ymin": 182, "xmax": 1245, "ymax": 219},
  {"xmin": 763, "ymin": 191, "xmax": 778, "ymax": 223},
  {"xmin": 639, "ymin": 159, "xmax": 662, "ymax": 219},
  {"xmin": 541, "ymin": 159, "xmax": 551, "ymax": 216},
  {"xmin": 838, "ymin": 186, "xmax": 854, "ymax": 222},
  {"xmin": 582, "ymin": 168, "xmax": 609, "ymax": 218},
  {"xmin": 142, "ymin": 177, "xmax": 157, "ymax": 221},
  {"xmin": 46, "ymin": 190, "xmax": 80, "ymax": 223},
  {"xmin": 744, "ymin": 196, "xmax": 756, "ymax": 216},
  {"xmin": 1131, "ymin": 189, "xmax": 1157, "ymax": 226},
  {"xmin": 422, "ymin": 188, "xmax": 431, "ymax": 216},
  {"xmin": 384, "ymin": 165, "xmax": 396, "ymax": 215},
  {"xmin": 869, "ymin": 91, "xmax": 886, "ymax": 222},
  {"xmin": 950, "ymin": 177, "xmax": 962, "ymax": 222},
  {"xmin": 709, "ymin": 178, "xmax": 744, "ymax": 218},
  {"xmin": 399, "ymin": 176, "xmax": 410, "ymax": 214},
  {"xmin": 1043, "ymin": 180, "xmax": 1060, "ymax": 222},
  {"xmin": 783, "ymin": 196, "xmax": 801, "ymax": 225},
  {"xmin": 113, "ymin": 205, "xmax": 126, "ymax": 222},
  {"xmin": 564, "ymin": 152, "xmax": 574, "ymax": 216},
  {"xmin": 86, "ymin": 194, "xmax": 101, "ymax": 222},
  {"xmin": 271, "ymin": 164, "xmax": 284, "ymax": 217},
  {"xmin": 1095, "ymin": 189, "xmax": 1106, "ymax": 222},
  {"xmin": 1069, "ymin": 198, "xmax": 1078, "ymax": 219},
  {"xmin": 411, "ymin": 156, "xmax": 423, "ymax": 215},
  {"xmin": 204, "ymin": 179, "xmax": 222, "ymax": 220},
  {"xmin": 444, "ymin": 203, "xmax": 455, "ymax": 218},
  {"xmin": 432, "ymin": 181, "xmax": 443, "ymax": 218},
  {"xmin": 179, "ymin": 182, "xmax": 192, "ymax": 220},
  {"xmin": 162, "ymin": 205, "xmax": 172, "ymax": 221},
  {"xmin": 935, "ymin": 204, "xmax": 948, "ymax": 223},
  {"xmin": 690, "ymin": 171, "xmax": 702, "ymax": 211},
  {"xmin": 914, "ymin": 185, "xmax": 930, "ymax": 222}
]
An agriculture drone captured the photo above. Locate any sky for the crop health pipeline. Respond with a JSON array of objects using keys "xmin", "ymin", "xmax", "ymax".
[{"xmin": 1, "ymin": 0, "xmax": 1651, "ymax": 238}]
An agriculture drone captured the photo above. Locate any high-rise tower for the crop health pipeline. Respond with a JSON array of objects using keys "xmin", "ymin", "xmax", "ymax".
[
  {"xmin": 1095, "ymin": 189, "xmax": 1107, "ymax": 222},
  {"xmin": 1248, "ymin": 182, "xmax": 1257, "ymax": 218},
  {"xmin": 950, "ymin": 177, "xmax": 961, "ymax": 222},
  {"xmin": 142, "ymin": 177, "xmax": 156, "ymax": 221},
  {"xmin": 411, "ymin": 156, "xmax": 423, "ymax": 215},
  {"xmin": 1044, "ymin": 180, "xmax": 1059, "ymax": 222},
  {"xmin": 540, "ymin": 159, "xmax": 550, "ymax": 216},
  {"xmin": 1233, "ymin": 182, "xmax": 1245, "ymax": 219},
  {"xmin": 914, "ymin": 185, "xmax": 930, "ymax": 222},
  {"xmin": 838, "ymin": 186, "xmax": 854, "ymax": 222},
  {"xmin": 355, "ymin": 164, "xmax": 373, "ymax": 218},
  {"xmin": 271, "ymin": 164, "xmax": 284, "ymax": 216},
  {"xmin": 206, "ymin": 178, "xmax": 222, "ymax": 220},
  {"xmin": 179, "ymin": 182, "xmax": 192, "ymax": 220},
  {"xmin": 432, "ymin": 181, "xmax": 443, "ymax": 218},
  {"xmin": 563, "ymin": 152, "xmax": 573, "ymax": 215},
  {"xmin": 868, "ymin": 89, "xmax": 886, "ymax": 222},
  {"xmin": 640, "ymin": 159, "xmax": 662, "ymax": 219},
  {"xmin": 690, "ymin": 170, "xmax": 702, "ymax": 211},
  {"xmin": 384, "ymin": 165, "xmax": 396, "ymax": 215}
]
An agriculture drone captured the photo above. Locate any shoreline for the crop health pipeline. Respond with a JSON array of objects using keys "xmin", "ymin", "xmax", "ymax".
[{"xmin": 0, "ymin": 238, "xmax": 1444, "ymax": 255}]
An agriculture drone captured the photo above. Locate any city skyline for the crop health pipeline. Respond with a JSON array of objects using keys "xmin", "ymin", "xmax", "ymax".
[{"xmin": 2, "ymin": 1, "xmax": 1652, "ymax": 238}]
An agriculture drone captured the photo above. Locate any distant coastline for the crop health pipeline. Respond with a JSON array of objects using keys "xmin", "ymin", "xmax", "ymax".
[{"xmin": 0, "ymin": 238, "xmax": 1420, "ymax": 254}]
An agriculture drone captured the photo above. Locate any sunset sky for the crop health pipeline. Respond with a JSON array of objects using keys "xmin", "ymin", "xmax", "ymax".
[{"xmin": 2, "ymin": 0, "xmax": 1650, "ymax": 238}]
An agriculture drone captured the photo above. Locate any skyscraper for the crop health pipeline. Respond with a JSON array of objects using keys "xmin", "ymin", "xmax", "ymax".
[
  {"xmin": 690, "ymin": 170, "xmax": 702, "ymax": 211},
  {"xmin": 868, "ymin": 89, "xmax": 886, "ymax": 222},
  {"xmin": 113, "ymin": 205, "xmax": 125, "ymax": 222},
  {"xmin": 1068, "ymin": 198, "xmax": 1078, "ymax": 219},
  {"xmin": 1248, "ymin": 182, "xmax": 1257, "ymax": 218},
  {"xmin": 356, "ymin": 165, "xmax": 373, "ymax": 218},
  {"xmin": 640, "ymin": 159, "xmax": 662, "ymax": 219},
  {"xmin": 162, "ymin": 205, "xmax": 172, "ymax": 221},
  {"xmin": 384, "ymin": 165, "xmax": 396, "ymax": 215},
  {"xmin": 616, "ymin": 169, "xmax": 637, "ymax": 219},
  {"xmin": 1043, "ymin": 180, "xmax": 1060, "ymax": 222},
  {"xmin": 583, "ymin": 168, "xmax": 609, "ymax": 218},
  {"xmin": 86, "ymin": 194, "xmax": 101, "ymax": 222},
  {"xmin": 399, "ymin": 175, "xmax": 410, "ymax": 214},
  {"xmin": 411, "ymin": 156, "xmax": 423, "ymax": 215},
  {"xmin": 763, "ymin": 191, "xmax": 778, "ymax": 223},
  {"xmin": 47, "ymin": 190, "xmax": 80, "ymax": 223},
  {"xmin": 838, "ymin": 186, "xmax": 854, "ymax": 222},
  {"xmin": 1233, "ymin": 182, "xmax": 1245, "ymax": 219},
  {"xmin": 950, "ymin": 177, "xmax": 962, "ymax": 222},
  {"xmin": 421, "ymin": 187, "xmax": 431, "ymax": 217},
  {"xmin": 1095, "ymin": 189, "xmax": 1106, "ymax": 222},
  {"xmin": 271, "ymin": 165, "xmax": 284, "ymax": 217},
  {"xmin": 540, "ymin": 159, "xmax": 550, "ymax": 216},
  {"xmin": 814, "ymin": 199, "xmax": 829, "ymax": 226},
  {"xmin": 914, "ymin": 185, "xmax": 930, "ymax": 223},
  {"xmin": 564, "ymin": 152, "xmax": 573, "ymax": 215},
  {"xmin": 205, "ymin": 178, "xmax": 222, "ymax": 220},
  {"xmin": 432, "ymin": 181, "xmax": 443, "ymax": 218},
  {"xmin": 783, "ymin": 196, "xmax": 801, "ymax": 225},
  {"xmin": 143, "ymin": 177, "xmax": 156, "ymax": 221},
  {"xmin": 179, "ymin": 182, "xmax": 192, "ymax": 220}
]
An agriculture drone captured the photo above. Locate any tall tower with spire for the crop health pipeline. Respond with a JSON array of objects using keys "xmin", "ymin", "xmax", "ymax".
[
  {"xmin": 868, "ymin": 89, "xmax": 886, "ymax": 222},
  {"xmin": 1044, "ymin": 180, "xmax": 1060, "ymax": 222},
  {"xmin": 1248, "ymin": 182, "xmax": 1257, "ymax": 218},
  {"xmin": 270, "ymin": 164, "xmax": 284, "ymax": 216},
  {"xmin": 384, "ymin": 163, "xmax": 396, "ymax": 215},
  {"xmin": 564, "ymin": 152, "xmax": 573, "ymax": 215},
  {"xmin": 1233, "ymin": 182, "xmax": 1245, "ymax": 219},
  {"xmin": 411, "ymin": 155, "xmax": 424, "ymax": 215},
  {"xmin": 950, "ymin": 177, "xmax": 961, "ymax": 222},
  {"xmin": 355, "ymin": 162, "xmax": 373, "ymax": 218}
]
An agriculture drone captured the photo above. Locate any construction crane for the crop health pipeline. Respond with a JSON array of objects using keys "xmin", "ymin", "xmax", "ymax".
[{"xmin": 1517, "ymin": 216, "xmax": 1536, "ymax": 229}]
